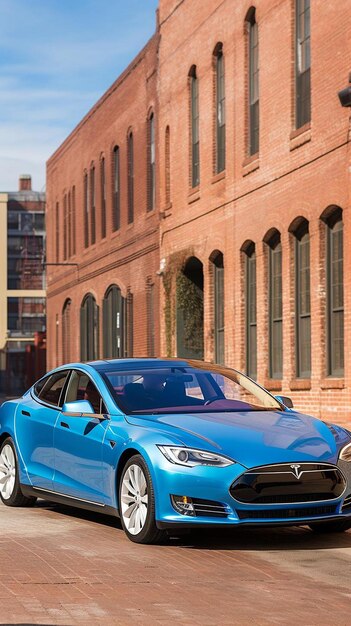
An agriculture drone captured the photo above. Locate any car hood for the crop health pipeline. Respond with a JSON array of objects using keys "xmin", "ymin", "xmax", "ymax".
[{"xmin": 125, "ymin": 410, "xmax": 349, "ymax": 468}]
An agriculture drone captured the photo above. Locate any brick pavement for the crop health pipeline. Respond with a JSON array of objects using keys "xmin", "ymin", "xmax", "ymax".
[{"xmin": 0, "ymin": 499, "xmax": 351, "ymax": 625}]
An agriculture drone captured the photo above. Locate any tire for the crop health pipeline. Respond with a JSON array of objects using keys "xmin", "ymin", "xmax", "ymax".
[
  {"xmin": 119, "ymin": 454, "xmax": 167, "ymax": 544},
  {"xmin": 0, "ymin": 438, "xmax": 37, "ymax": 507},
  {"xmin": 309, "ymin": 520, "xmax": 351, "ymax": 533}
]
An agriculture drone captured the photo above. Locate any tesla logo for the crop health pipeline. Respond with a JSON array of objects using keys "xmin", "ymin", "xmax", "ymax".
[{"xmin": 290, "ymin": 464, "xmax": 303, "ymax": 479}]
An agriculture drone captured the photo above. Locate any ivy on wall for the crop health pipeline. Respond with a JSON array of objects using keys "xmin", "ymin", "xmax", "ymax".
[
  {"xmin": 162, "ymin": 249, "xmax": 195, "ymax": 357},
  {"xmin": 176, "ymin": 270, "xmax": 204, "ymax": 356}
]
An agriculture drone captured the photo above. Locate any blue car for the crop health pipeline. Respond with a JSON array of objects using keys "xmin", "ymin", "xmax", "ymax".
[{"xmin": 1, "ymin": 358, "xmax": 351, "ymax": 543}]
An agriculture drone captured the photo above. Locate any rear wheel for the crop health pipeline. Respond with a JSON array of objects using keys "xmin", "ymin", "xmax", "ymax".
[
  {"xmin": 119, "ymin": 454, "xmax": 166, "ymax": 544},
  {"xmin": 309, "ymin": 520, "xmax": 351, "ymax": 533},
  {"xmin": 0, "ymin": 438, "xmax": 37, "ymax": 507}
]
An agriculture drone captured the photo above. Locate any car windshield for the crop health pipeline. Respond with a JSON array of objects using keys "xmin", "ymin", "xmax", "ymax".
[{"xmin": 101, "ymin": 364, "xmax": 281, "ymax": 415}]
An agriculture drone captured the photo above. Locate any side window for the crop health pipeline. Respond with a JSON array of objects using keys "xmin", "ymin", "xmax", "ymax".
[
  {"xmin": 33, "ymin": 375, "xmax": 49, "ymax": 397},
  {"xmin": 39, "ymin": 371, "xmax": 69, "ymax": 407},
  {"xmin": 65, "ymin": 371, "xmax": 105, "ymax": 414}
]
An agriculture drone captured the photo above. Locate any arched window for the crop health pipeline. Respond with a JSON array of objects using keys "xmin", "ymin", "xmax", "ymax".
[
  {"xmin": 290, "ymin": 218, "xmax": 311, "ymax": 378},
  {"xmin": 295, "ymin": 0, "xmax": 311, "ymax": 128},
  {"xmin": 102, "ymin": 285, "xmax": 126, "ymax": 358},
  {"xmin": 211, "ymin": 251, "xmax": 224, "ymax": 364},
  {"xmin": 246, "ymin": 7, "xmax": 259, "ymax": 155},
  {"xmin": 100, "ymin": 156, "xmax": 106, "ymax": 239},
  {"xmin": 189, "ymin": 66, "xmax": 200, "ymax": 188},
  {"xmin": 80, "ymin": 294, "xmax": 99, "ymax": 361},
  {"xmin": 83, "ymin": 171, "xmax": 89, "ymax": 248},
  {"xmin": 112, "ymin": 146, "xmax": 120, "ymax": 231},
  {"xmin": 214, "ymin": 43, "xmax": 225, "ymax": 174},
  {"xmin": 127, "ymin": 131, "xmax": 134, "ymax": 224},
  {"xmin": 62, "ymin": 299, "xmax": 72, "ymax": 363},
  {"xmin": 147, "ymin": 113, "xmax": 156, "ymax": 212},
  {"xmin": 265, "ymin": 230, "xmax": 282, "ymax": 379},
  {"xmin": 242, "ymin": 241, "xmax": 257, "ymax": 379},
  {"xmin": 90, "ymin": 163, "xmax": 96, "ymax": 245},
  {"xmin": 322, "ymin": 207, "xmax": 344, "ymax": 376}
]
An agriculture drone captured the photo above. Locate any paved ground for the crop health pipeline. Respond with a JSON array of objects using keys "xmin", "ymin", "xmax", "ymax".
[{"xmin": 0, "ymin": 500, "xmax": 351, "ymax": 625}]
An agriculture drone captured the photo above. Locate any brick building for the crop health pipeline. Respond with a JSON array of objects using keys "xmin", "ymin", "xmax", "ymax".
[
  {"xmin": 46, "ymin": 36, "xmax": 159, "ymax": 367},
  {"xmin": 0, "ymin": 175, "xmax": 46, "ymax": 397},
  {"xmin": 47, "ymin": 0, "xmax": 351, "ymax": 423}
]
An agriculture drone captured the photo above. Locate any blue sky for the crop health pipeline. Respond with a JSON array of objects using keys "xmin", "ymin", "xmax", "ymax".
[{"xmin": 0, "ymin": 0, "xmax": 158, "ymax": 191}]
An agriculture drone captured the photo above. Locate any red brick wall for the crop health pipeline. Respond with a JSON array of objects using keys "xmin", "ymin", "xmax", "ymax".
[
  {"xmin": 46, "ymin": 36, "xmax": 160, "ymax": 369},
  {"xmin": 157, "ymin": 0, "xmax": 351, "ymax": 425}
]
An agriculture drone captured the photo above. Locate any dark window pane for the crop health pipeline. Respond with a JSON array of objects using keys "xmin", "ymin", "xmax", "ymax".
[
  {"xmin": 148, "ymin": 114, "xmax": 156, "ymax": 211},
  {"xmin": 127, "ymin": 133, "xmax": 134, "ymax": 224},
  {"xmin": 101, "ymin": 157, "xmax": 106, "ymax": 239},
  {"xmin": 327, "ymin": 219, "xmax": 344, "ymax": 376},
  {"xmin": 62, "ymin": 300, "xmax": 71, "ymax": 364},
  {"xmin": 295, "ymin": 0, "xmax": 311, "ymax": 127},
  {"xmin": 80, "ymin": 295, "xmax": 99, "ymax": 361},
  {"xmin": 269, "ymin": 241, "xmax": 283, "ymax": 378},
  {"xmin": 249, "ymin": 19, "xmax": 259, "ymax": 155},
  {"xmin": 103, "ymin": 286, "xmax": 125, "ymax": 358},
  {"xmin": 112, "ymin": 147, "xmax": 120, "ymax": 231},
  {"xmin": 39, "ymin": 371, "xmax": 69, "ymax": 406},
  {"xmin": 191, "ymin": 72, "xmax": 200, "ymax": 187},
  {"xmin": 216, "ymin": 51, "xmax": 226, "ymax": 173},
  {"xmin": 90, "ymin": 166, "xmax": 96, "ymax": 245},
  {"xmin": 214, "ymin": 258, "xmax": 224, "ymax": 364},
  {"xmin": 246, "ymin": 251, "xmax": 257, "ymax": 379},
  {"xmin": 84, "ymin": 173, "xmax": 89, "ymax": 248},
  {"xmin": 295, "ymin": 231, "xmax": 311, "ymax": 378}
]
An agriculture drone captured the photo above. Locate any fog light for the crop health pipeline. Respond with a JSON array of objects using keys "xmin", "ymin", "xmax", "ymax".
[{"xmin": 171, "ymin": 495, "xmax": 195, "ymax": 516}]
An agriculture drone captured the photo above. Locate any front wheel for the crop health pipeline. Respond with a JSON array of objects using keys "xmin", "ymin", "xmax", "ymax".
[
  {"xmin": 119, "ymin": 454, "xmax": 166, "ymax": 544},
  {"xmin": 309, "ymin": 519, "xmax": 351, "ymax": 533},
  {"xmin": 0, "ymin": 438, "xmax": 36, "ymax": 507}
]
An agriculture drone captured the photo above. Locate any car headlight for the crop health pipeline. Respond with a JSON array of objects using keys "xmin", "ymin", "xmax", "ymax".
[
  {"xmin": 157, "ymin": 445, "xmax": 234, "ymax": 467},
  {"xmin": 339, "ymin": 442, "xmax": 351, "ymax": 462}
]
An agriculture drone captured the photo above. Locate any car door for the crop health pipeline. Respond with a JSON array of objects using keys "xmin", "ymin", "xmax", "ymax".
[
  {"xmin": 53, "ymin": 370, "xmax": 109, "ymax": 504},
  {"xmin": 15, "ymin": 370, "xmax": 70, "ymax": 490}
]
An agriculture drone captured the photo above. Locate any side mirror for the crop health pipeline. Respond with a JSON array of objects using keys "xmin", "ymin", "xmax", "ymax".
[
  {"xmin": 275, "ymin": 395, "xmax": 294, "ymax": 409},
  {"xmin": 62, "ymin": 399, "xmax": 95, "ymax": 415}
]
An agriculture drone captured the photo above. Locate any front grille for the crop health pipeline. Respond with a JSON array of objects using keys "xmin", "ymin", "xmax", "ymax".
[
  {"xmin": 342, "ymin": 494, "xmax": 351, "ymax": 511},
  {"xmin": 192, "ymin": 498, "xmax": 229, "ymax": 518},
  {"xmin": 230, "ymin": 463, "xmax": 345, "ymax": 505},
  {"xmin": 236, "ymin": 505, "xmax": 337, "ymax": 521}
]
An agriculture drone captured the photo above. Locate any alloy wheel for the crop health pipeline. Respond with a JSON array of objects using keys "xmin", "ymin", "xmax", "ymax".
[
  {"xmin": 0, "ymin": 444, "xmax": 16, "ymax": 500},
  {"xmin": 121, "ymin": 463, "xmax": 148, "ymax": 535}
]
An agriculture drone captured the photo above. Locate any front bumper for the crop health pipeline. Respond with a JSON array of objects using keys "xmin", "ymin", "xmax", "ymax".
[{"xmin": 154, "ymin": 457, "xmax": 351, "ymax": 529}]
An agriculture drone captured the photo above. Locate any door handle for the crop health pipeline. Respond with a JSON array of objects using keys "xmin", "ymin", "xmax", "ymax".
[
  {"xmin": 60, "ymin": 421, "xmax": 70, "ymax": 429},
  {"xmin": 21, "ymin": 410, "xmax": 30, "ymax": 417}
]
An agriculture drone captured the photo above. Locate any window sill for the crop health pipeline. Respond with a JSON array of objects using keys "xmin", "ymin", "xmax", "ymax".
[
  {"xmin": 321, "ymin": 378, "xmax": 344, "ymax": 390},
  {"xmin": 111, "ymin": 229, "xmax": 121, "ymax": 240},
  {"xmin": 145, "ymin": 208, "xmax": 156, "ymax": 219},
  {"xmin": 290, "ymin": 123, "xmax": 311, "ymax": 151},
  {"xmin": 160, "ymin": 202, "xmax": 172, "ymax": 219},
  {"xmin": 211, "ymin": 171, "xmax": 226, "ymax": 184},
  {"xmin": 242, "ymin": 154, "xmax": 259, "ymax": 176},
  {"xmin": 264, "ymin": 379, "xmax": 282, "ymax": 392},
  {"xmin": 289, "ymin": 379, "xmax": 311, "ymax": 391},
  {"xmin": 188, "ymin": 186, "xmax": 200, "ymax": 204}
]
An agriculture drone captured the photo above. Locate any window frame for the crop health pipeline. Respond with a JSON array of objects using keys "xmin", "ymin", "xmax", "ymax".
[
  {"xmin": 112, "ymin": 146, "xmax": 120, "ymax": 231},
  {"xmin": 245, "ymin": 246, "xmax": 257, "ymax": 379},
  {"xmin": 215, "ymin": 45, "xmax": 226, "ymax": 174},
  {"xmin": 127, "ymin": 132, "xmax": 134, "ymax": 224},
  {"xmin": 294, "ymin": 226, "xmax": 311, "ymax": 378},
  {"xmin": 247, "ymin": 9, "xmax": 259, "ymax": 156},
  {"xmin": 268, "ymin": 236, "xmax": 283, "ymax": 379},
  {"xmin": 189, "ymin": 67, "xmax": 200, "ymax": 188},
  {"xmin": 326, "ymin": 216, "xmax": 344, "ymax": 377},
  {"xmin": 295, "ymin": 0, "xmax": 311, "ymax": 128}
]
